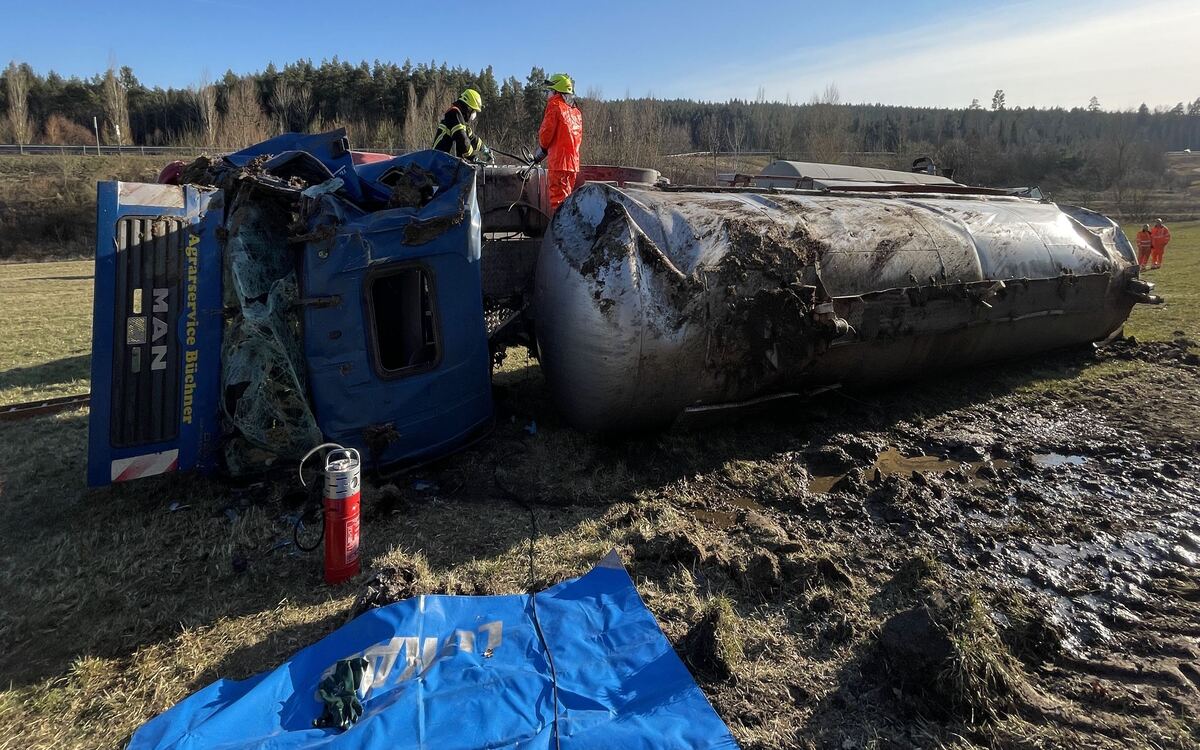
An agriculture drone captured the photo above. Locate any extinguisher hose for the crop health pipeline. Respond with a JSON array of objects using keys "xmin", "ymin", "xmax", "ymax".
[
  {"xmin": 298, "ymin": 442, "xmax": 348, "ymax": 487},
  {"xmin": 294, "ymin": 443, "xmax": 347, "ymax": 553},
  {"xmin": 292, "ymin": 480, "xmax": 325, "ymax": 553}
]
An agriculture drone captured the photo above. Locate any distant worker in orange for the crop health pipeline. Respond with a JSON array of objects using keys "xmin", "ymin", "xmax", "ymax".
[
  {"xmin": 1149, "ymin": 218, "xmax": 1171, "ymax": 269},
  {"xmin": 1135, "ymin": 223, "xmax": 1153, "ymax": 268},
  {"xmin": 531, "ymin": 73, "xmax": 583, "ymax": 212}
]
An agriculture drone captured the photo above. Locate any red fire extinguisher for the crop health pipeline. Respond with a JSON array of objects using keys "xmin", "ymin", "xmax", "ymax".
[{"xmin": 300, "ymin": 443, "xmax": 362, "ymax": 585}]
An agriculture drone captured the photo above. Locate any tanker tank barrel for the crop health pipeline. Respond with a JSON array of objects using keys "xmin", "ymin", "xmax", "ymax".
[{"xmin": 533, "ymin": 182, "xmax": 1148, "ymax": 432}]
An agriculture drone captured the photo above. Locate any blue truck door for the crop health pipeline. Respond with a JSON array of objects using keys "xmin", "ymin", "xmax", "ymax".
[
  {"xmin": 87, "ymin": 182, "xmax": 224, "ymax": 486},
  {"xmin": 299, "ymin": 155, "xmax": 494, "ymax": 468}
]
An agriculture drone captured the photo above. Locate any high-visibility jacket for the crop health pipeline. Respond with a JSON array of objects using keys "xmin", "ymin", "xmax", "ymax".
[
  {"xmin": 1136, "ymin": 230, "xmax": 1153, "ymax": 251},
  {"xmin": 432, "ymin": 104, "xmax": 483, "ymax": 159},
  {"xmin": 1151, "ymin": 225, "xmax": 1171, "ymax": 250},
  {"xmin": 538, "ymin": 93, "xmax": 583, "ymax": 173}
]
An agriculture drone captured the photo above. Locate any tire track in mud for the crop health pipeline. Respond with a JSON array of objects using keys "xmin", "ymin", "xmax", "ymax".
[{"xmin": 627, "ymin": 340, "xmax": 1200, "ymax": 748}]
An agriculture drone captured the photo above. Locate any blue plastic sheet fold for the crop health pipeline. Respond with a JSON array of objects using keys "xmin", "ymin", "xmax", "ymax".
[{"xmin": 130, "ymin": 552, "xmax": 739, "ymax": 749}]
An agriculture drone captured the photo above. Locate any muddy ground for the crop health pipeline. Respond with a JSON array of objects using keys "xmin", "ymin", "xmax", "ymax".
[
  {"xmin": 2, "ymin": 340, "xmax": 1198, "ymax": 749},
  {"xmin": 360, "ymin": 336, "xmax": 1200, "ymax": 749},
  {"xmin": 2, "ymin": 257, "xmax": 1198, "ymax": 748}
]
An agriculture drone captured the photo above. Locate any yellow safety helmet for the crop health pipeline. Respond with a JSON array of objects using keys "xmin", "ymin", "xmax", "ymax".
[
  {"xmin": 458, "ymin": 88, "xmax": 483, "ymax": 112},
  {"xmin": 543, "ymin": 73, "xmax": 574, "ymax": 95}
]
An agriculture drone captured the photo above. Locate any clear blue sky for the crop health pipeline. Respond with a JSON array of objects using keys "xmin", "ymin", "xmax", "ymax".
[{"xmin": 5, "ymin": 0, "xmax": 1197, "ymax": 109}]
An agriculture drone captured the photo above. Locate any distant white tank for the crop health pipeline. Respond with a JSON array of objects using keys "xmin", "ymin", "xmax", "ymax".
[{"xmin": 534, "ymin": 182, "xmax": 1149, "ymax": 431}]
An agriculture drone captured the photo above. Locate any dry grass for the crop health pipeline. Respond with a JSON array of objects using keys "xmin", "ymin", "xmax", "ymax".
[
  {"xmin": 0, "ymin": 155, "xmax": 163, "ymax": 261},
  {"xmin": 935, "ymin": 592, "xmax": 1028, "ymax": 722},
  {"xmin": 0, "ymin": 403, "xmax": 623, "ymax": 747},
  {"xmin": 0, "ymin": 224, "xmax": 1197, "ymax": 748}
]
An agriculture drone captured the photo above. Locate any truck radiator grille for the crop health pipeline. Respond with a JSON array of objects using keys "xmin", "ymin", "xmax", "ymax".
[{"xmin": 110, "ymin": 217, "xmax": 185, "ymax": 447}]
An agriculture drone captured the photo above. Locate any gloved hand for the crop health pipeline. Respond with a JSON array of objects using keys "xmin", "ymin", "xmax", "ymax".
[
  {"xmin": 479, "ymin": 145, "xmax": 495, "ymax": 164},
  {"xmin": 531, "ymin": 146, "xmax": 547, "ymax": 164}
]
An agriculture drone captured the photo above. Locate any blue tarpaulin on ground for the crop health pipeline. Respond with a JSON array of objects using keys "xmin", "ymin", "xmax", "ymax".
[{"xmin": 129, "ymin": 552, "xmax": 739, "ymax": 749}]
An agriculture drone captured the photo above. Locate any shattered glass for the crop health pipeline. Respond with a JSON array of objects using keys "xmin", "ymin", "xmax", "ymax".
[{"xmin": 220, "ymin": 192, "xmax": 320, "ymax": 473}]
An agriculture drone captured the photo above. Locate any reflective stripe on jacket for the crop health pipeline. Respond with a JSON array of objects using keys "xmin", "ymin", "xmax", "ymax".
[
  {"xmin": 1136, "ymin": 231, "xmax": 1153, "ymax": 250},
  {"xmin": 432, "ymin": 104, "xmax": 482, "ymax": 158},
  {"xmin": 538, "ymin": 93, "xmax": 583, "ymax": 173},
  {"xmin": 1150, "ymin": 225, "xmax": 1171, "ymax": 250}
]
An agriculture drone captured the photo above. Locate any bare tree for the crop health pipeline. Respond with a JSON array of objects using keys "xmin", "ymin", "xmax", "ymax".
[
  {"xmin": 1099, "ymin": 118, "xmax": 1149, "ymax": 217},
  {"xmin": 726, "ymin": 114, "xmax": 747, "ymax": 170},
  {"xmin": 750, "ymin": 86, "xmax": 781, "ymax": 156},
  {"xmin": 220, "ymin": 78, "xmax": 269, "ymax": 147},
  {"xmin": 627, "ymin": 98, "xmax": 666, "ymax": 167},
  {"xmin": 199, "ymin": 85, "xmax": 218, "ymax": 146},
  {"xmin": 804, "ymin": 82, "xmax": 849, "ymax": 163},
  {"xmin": 269, "ymin": 79, "xmax": 312, "ymax": 134},
  {"xmin": 402, "ymin": 77, "xmax": 447, "ymax": 152},
  {"xmin": 191, "ymin": 71, "xmax": 219, "ymax": 147},
  {"xmin": 935, "ymin": 137, "xmax": 975, "ymax": 182},
  {"xmin": 5, "ymin": 61, "xmax": 33, "ymax": 145},
  {"xmin": 593, "ymin": 97, "xmax": 669, "ymax": 168},
  {"xmin": 293, "ymin": 83, "xmax": 312, "ymax": 132},
  {"xmin": 402, "ymin": 82, "xmax": 426, "ymax": 151},
  {"xmin": 101, "ymin": 64, "xmax": 131, "ymax": 145},
  {"xmin": 270, "ymin": 79, "xmax": 296, "ymax": 134},
  {"xmin": 43, "ymin": 114, "xmax": 92, "ymax": 145},
  {"xmin": 373, "ymin": 118, "xmax": 401, "ymax": 151}
]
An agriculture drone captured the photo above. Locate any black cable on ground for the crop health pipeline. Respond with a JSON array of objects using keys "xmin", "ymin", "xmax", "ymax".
[{"xmin": 493, "ymin": 454, "xmax": 562, "ymax": 750}]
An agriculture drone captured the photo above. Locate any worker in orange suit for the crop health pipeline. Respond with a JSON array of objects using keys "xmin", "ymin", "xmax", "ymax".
[
  {"xmin": 1135, "ymin": 223, "xmax": 1153, "ymax": 268},
  {"xmin": 532, "ymin": 73, "xmax": 583, "ymax": 213},
  {"xmin": 1149, "ymin": 218, "xmax": 1171, "ymax": 269}
]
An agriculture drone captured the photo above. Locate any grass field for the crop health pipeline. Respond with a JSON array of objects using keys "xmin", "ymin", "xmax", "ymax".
[
  {"xmin": 1133, "ymin": 222, "xmax": 1200, "ymax": 339},
  {"xmin": 0, "ymin": 223, "xmax": 1197, "ymax": 749},
  {"xmin": 0, "ymin": 260, "xmax": 94, "ymax": 405}
]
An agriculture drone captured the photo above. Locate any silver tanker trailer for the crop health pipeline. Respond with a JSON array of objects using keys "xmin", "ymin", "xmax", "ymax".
[
  {"xmin": 84, "ymin": 133, "xmax": 1159, "ymax": 484},
  {"xmin": 534, "ymin": 164, "xmax": 1158, "ymax": 430}
]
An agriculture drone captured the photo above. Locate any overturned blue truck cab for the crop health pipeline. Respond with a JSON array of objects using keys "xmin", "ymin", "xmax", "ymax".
[{"xmin": 88, "ymin": 131, "xmax": 502, "ymax": 485}]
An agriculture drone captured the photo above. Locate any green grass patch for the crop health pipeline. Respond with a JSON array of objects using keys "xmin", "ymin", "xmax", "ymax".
[
  {"xmin": 1122, "ymin": 221, "xmax": 1200, "ymax": 341},
  {"xmin": 0, "ymin": 260, "xmax": 93, "ymax": 405}
]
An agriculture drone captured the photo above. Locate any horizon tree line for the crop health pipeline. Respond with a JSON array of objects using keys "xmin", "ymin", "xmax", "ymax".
[{"xmin": 4, "ymin": 58, "xmax": 1200, "ymax": 213}]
